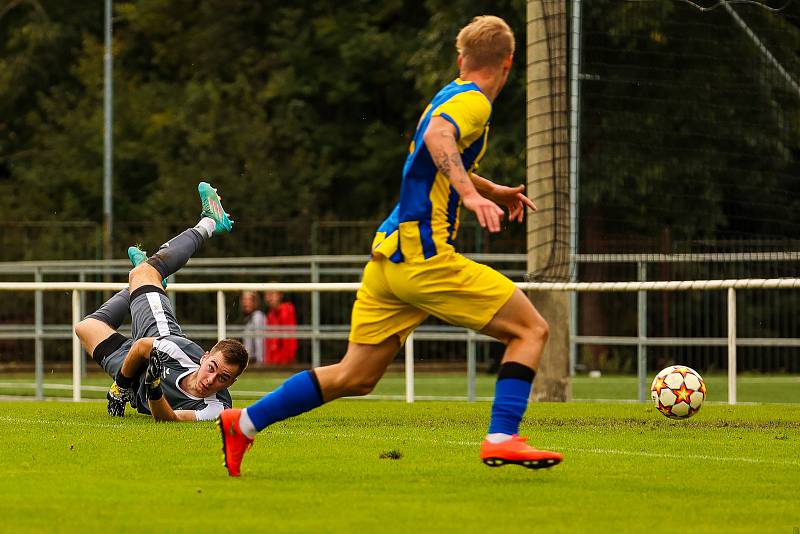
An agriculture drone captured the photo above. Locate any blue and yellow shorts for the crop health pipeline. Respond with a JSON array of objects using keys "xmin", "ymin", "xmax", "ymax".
[{"xmin": 349, "ymin": 251, "xmax": 517, "ymax": 345}]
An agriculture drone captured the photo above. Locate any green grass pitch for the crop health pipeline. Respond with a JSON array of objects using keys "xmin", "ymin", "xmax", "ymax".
[{"xmin": 2, "ymin": 400, "xmax": 799, "ymax": 532}]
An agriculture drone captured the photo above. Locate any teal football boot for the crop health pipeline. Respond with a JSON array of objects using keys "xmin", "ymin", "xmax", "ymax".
[{"xmin": 198, "ymin": 181, "xmax": 233, "ymax": 234}]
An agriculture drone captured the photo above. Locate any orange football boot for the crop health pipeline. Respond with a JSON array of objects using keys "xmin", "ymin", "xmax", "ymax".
[
  {"xmin": 480, "ymin": 435, "xmax": 563, "ymax": 469},
  {"xmin": 217, "ymin": 408, "xmax": 254, "ymax": 477}
]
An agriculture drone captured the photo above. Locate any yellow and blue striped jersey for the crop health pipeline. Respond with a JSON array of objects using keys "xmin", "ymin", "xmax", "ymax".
[{"xmin": 371, "ymin": 78, "xmax": 492, "ymax": 263}]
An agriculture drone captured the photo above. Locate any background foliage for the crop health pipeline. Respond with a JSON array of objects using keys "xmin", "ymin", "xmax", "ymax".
[
  {"xmin": 0, "ymin": 0, "xmax": 525, "ymax": 259},
  {"xmin": 0, "ymin": 0, "xmax": 798, "ymax": 261}
]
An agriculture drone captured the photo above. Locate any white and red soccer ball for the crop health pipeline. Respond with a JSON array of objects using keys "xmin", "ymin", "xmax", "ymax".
[{"xmin": 651, "ymin": 365, "xmax": 706, "ymax": 419}]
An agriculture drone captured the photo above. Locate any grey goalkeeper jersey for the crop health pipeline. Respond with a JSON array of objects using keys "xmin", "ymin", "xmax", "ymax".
[{"xmin": 134, "ymin": 335, "xmax": 232, "ymax": 421}]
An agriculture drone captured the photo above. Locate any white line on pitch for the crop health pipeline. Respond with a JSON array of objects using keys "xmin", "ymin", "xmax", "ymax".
[
  {"xmin": 0, "ymin": 415, "xmax": 124, "ymax": 429},
  {"xmin": 262, "ymin": 429, "xmax": 800, "ymax": 467},
  {"xmin": 430, "ymin": 441, "xmax": 800, "ymax": 467},
  {"xmin": 552, "ymin": 446, "xmax": 800, "ymax": 467}
]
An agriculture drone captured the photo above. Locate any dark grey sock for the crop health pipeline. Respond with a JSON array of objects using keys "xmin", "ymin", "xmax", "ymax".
[
  {"xmin": 145, "ymin": 228, "xmax": 206, "ymax": 279},
  {"xmin": 85, "ymin": 289, "xmax": 130, "ymax": 330}
]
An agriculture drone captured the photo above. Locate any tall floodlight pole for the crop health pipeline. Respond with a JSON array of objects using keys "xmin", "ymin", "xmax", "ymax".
[{"xmin": 103, "ymin": 0, "xmax": 113, "ymax": 260}]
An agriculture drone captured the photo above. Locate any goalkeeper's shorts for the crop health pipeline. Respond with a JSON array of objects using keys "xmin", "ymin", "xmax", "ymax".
[
  {"xmin": 92, "ymin": 332, "xmax": 133, "ymax": 378},
  {"xmin": 130, "ymin": 285, "xmax": 184, "ymax": 340}
]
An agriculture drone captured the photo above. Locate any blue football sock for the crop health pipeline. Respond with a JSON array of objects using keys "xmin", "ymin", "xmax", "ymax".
[
  {"xmin": 245, "ymin": 370, "xmax": 324, "ymax": 432},
  {"xmin": 488, "ymin": 362, "xmax": 536, "ymax": 435}
]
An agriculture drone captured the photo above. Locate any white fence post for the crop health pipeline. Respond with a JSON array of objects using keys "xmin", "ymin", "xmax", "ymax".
[
  {"xmin": 637, "ymin": 262, "xmax": 648, "ymax": 401},
  {"xmin": 216, "ymin": 290, "xmax": 226, "ymax": 341},
  {"xmin": 34, "ymin": 269, "xmax": 44, "ymax": 400},
  {"xmin": 311, "ymin": 259, "xmax": 321, "ymax": 368},
  {"xmin": 78, "ymin": 272, "xmax": 86, "ymax": 377},
  {"xmin": 72, "ymin": 289, "xmax": 81, "ymax": 402},
  {"xmin": 727, "ymin": 287, "xmax": 737, "ymax": 404},
  {"xmin": 467, "ymin": 331, "xmax": 476, "ymax": 402},
  {"xmin": 405, "ymin": 333, "xmax": 414, "ymax": 403}
]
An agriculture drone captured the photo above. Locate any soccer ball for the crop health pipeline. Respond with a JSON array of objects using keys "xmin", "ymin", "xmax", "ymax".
[{"xmin": 650, "ymin": 365, "xmax": 706, "ymax": 419}]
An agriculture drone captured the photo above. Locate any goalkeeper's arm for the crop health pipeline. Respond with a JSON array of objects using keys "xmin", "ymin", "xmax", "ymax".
[
  {"xmin": 106, "ymin": 337, "xmax": 156, "ymax": 417},
  {"xmin": 142, "ymin": 347, "xmax": 197, "ymax": 422},
  {"xmin": 119, "ymin": 337, "xmax": 156, "ymax": 378},
  {"xmin": 147, "ymin": 396, "xmax": 197, "ymax": 422}
]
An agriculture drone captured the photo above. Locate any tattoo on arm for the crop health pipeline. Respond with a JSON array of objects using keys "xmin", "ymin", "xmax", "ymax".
[
  {"xmin": 435, "ymin": 150, "xmax": 452, "ymax": 177},
  {"xmin": 449, "ymin": 153, "xmax": 463, "ymax": 179},
  {"xmin": 435, "ymin": 151, "xmax": 467, "ymax": 183}
]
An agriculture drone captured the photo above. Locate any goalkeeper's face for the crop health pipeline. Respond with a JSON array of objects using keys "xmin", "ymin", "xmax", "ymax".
[{"xmin": 195, "ymin": 351, "xmax": 238, "ymax": 396}]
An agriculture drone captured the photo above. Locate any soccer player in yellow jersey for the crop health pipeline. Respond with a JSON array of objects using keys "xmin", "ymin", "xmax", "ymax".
[{"xmin": 217, "ymin": 15, "xmax": 564, "ymax": 476}]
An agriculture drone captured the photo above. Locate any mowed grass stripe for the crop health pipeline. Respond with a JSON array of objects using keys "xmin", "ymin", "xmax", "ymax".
[
  {"xmin": 2, "ymin": 401, "xmax": 799, "ymax": 533},
  {"xmin": 4, "ymin": 413, "xmax": 795, "ymax": 467}
]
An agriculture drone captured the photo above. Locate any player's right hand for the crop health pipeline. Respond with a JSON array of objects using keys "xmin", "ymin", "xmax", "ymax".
[
  {"xmin": 145, "ymin": 349, "xmax": 165, "ymax": 389},
  {"xmin": 462, "ymin": 192, "xmax": 504, "ymax": 233},
  {"xmin": 106, "ymin": 382, "xmax": 131, "ymax": 417}
]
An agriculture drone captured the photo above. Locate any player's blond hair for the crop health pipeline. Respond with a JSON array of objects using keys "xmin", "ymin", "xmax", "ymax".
[{"xmin": 456, "ymin": 15, "xmax": 515, "ymax": 70}]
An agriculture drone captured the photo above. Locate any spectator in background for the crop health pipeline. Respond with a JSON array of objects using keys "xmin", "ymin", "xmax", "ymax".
[
  {"xmin": 240, "ymin": 291, "xmax": 265, "ymax": 365},
  {"xmin": 263, "ymin": 289, "xmax": 297, "ymax": 365}
]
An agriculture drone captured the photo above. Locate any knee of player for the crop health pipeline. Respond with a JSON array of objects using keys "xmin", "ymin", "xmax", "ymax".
[
  {"xmin": 350, "ymin": 380, "xmax": 377, "ymax": 397},
  {"xmin": 128, "ymin": 263, "xmax": 144, "ymax": 282},
  {"xmin": 74, "ymin": 319, "xmax": 92, "ymax": 341},
  {"xmin": 128, "ymin": 262, "xmax": 155, "ymax": 285},
  {"xmin": 514, "ymin": 315, "xmax": 549, "ymax": 346},
  {"xmin": 532, "ymin": 316, "xmax": 550, "ymax": 342},
  {"xmin": 340, "ymin": 374, "xmax": 379, "ymax": 397}
]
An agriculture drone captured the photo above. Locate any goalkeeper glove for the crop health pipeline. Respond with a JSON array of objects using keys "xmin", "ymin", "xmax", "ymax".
[
  {"xmin": 106, "ymin": 381, "xmax": 132, "ymax": 417},
  {"xmin": 145, "ymin": 350, "xmax": 165, "ymax": 400}
]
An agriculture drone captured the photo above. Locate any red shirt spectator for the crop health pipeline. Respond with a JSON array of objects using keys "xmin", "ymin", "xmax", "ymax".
[{"xmin": 263, "ymin": 291, "xmax": 298, "ymax": 365}]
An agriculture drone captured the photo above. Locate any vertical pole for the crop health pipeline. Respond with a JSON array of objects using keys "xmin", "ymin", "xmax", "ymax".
[
  {"xmin": 569, "ymin": 292, "xmax": 578, "ymax": 377},
  {"xmin": 34, "ymin": 269, "xmax": 44, "ymax": 400},
  {"xmin": 311, "ymin": 259, "xmax": 321, "ymax": 368},
  {"xmin": 405, "ymin": 333, "xmax": 414, "ymax": 403},
  {"xmin": 72, "ymin": 290, "xmax": 82, "ymax": 402},
  {"xmin": 568, "ymin": 0, "xmax": 583, "ymax": 378},
  {"xmin": 79, "ymin": 272, "xmax": 86, "ymax": 377},
  {"xmin": 526, "ymin": 0, "xmax": 571, "ymax": 402},
  {"xmin": 102, "ymin": 0, "xmax": 114, "ymax": 260},
  {"xmin": 727, "ymin": 287, "xmax": 737, "ymax": 405},
  {"xmin": 467, "ymin": 332, "xmax": 476, "ymax": 402},
  {"xmin": 637, "ymin": 261, "xmax": 648, "ymax": 402},
  {"xmin": 216, "ymin": 290, "xmax": 226, "ymax": 341}
]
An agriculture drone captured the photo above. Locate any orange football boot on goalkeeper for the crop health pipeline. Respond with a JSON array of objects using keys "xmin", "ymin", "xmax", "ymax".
[
  {"xmin": 480, "ymin": 435, "xmax": 563, "ymax": 469},
  {"xmin": 217, "ymin": 408, "xmax": 254, "ymax": 477}
]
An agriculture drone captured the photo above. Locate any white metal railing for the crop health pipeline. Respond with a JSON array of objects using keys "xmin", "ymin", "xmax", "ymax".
[
  {"xmin": 0, "ymin": 278, "xmax": 798, "ymax": 404},
  {"xmin": 0, "ymin": 254, "xmax": 527, "ymax": 384},
  {"xmin": 3, "ymin": 253, "xmax": 798, "ymax": 391}
]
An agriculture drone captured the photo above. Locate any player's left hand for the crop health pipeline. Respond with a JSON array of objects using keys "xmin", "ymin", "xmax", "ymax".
[
  {"xmin": 106, "ymin": 382, "xmax": 131, "ymax": 417},
  {"xmin": 491, "ymin": 184, "xmax": 537, "ymax": 223}
]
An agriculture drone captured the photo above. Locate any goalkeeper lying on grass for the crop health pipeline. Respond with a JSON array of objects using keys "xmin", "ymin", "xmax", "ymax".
[{"xmin": 74, "ymin": 182, "xmax": 249, "ymax": 421}]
